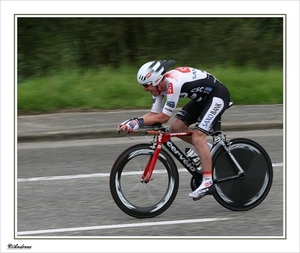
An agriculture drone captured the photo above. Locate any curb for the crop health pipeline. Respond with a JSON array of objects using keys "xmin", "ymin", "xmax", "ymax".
[{"xmin": 17, "ymin": 121, "xmax": 283, "ymax": 143}]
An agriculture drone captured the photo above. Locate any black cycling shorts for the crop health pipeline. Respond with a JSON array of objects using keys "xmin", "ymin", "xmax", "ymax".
[{"xmin": 175, "ymin": 87, "xmax": 230, "ymax": 135}]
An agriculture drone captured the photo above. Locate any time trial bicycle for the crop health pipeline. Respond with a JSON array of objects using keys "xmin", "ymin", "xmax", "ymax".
[{"xmin": 109, "ymin": 103, "xmax": 273, "ymax": 218}]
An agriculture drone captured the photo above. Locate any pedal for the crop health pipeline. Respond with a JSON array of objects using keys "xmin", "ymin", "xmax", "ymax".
[{"xmin": 192, "ymin": 197, "xmax": 202, "ymax": 201}]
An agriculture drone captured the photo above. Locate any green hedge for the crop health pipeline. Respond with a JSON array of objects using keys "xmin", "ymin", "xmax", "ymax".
[{"xmin": 17, "ymin": 17, "xmax": 283, "ymax": 82}]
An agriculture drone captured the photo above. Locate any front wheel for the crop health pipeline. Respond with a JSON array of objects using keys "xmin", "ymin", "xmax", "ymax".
[
  {"xmin": 212, "ymin": 138, "xmax": 273, "ymax": 211},
  {"xmin": 109, "ymin": 144, "xmax": 179, "ymax": 218}
]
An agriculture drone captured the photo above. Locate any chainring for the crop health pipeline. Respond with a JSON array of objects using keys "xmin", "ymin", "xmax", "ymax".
[{"xmin": 190, "ymin": 176, "xmax": 202, "ymax": 191}]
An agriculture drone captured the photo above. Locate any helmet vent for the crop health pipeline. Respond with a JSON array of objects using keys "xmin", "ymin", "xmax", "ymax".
[{"xmin": 137, "ymin": 60, "xmax": 176, "ymax": 86}]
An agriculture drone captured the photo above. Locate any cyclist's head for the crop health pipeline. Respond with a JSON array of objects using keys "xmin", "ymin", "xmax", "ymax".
[{"xmin": 137, "ymin": 60, "xmax": 176, "ymax": 87}]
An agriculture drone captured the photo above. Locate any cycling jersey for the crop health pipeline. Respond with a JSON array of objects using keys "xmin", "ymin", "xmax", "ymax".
[{"xmin": 150, "ymin": 66, "xmax": 230, "ymax": 134}]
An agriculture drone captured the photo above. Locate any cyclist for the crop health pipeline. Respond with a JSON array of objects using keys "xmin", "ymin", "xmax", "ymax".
[{"xmin": 118, "ymin": 60, "xmax": 230, "ymax": 200}]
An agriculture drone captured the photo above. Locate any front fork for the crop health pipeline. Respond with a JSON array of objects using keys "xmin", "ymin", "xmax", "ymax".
[
  {"xmin": 141, "ymin": 132, "xmax": 167, "ymax": 183},
  {"xmin": 140, "ymin": 146, "xmax": 160, "ymax": 183}
]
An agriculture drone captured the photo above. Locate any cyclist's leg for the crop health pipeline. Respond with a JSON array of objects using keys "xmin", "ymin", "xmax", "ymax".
[
  {"xmin": 171, "ymin": 118, "xmax": 193, "ymax": 144},
  {"xmin": 171, "ymin": 100, "xmax": 202, "ymax": 144},
  {"xmin": 192, "ymin": 129, "xmax": 211, "ymax": 175},
  {"xmin": 190, "ymin": 95, "xmax": 229, "ymax": 199}
]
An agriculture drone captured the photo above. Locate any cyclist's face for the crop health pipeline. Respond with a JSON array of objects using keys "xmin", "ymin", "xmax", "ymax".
[
  {"xmin": 158, "ymin": 79, "xmax": 166, "ymax": 91},
  {"xmin": 143, "ymin": 83, "xmax": 159, "ymax": 96},
  {"xmin": 143, "ymin": 79, "xmax": 166, "ymax": 96}
]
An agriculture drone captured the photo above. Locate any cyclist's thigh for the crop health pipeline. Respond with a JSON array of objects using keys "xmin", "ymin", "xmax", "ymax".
[
  {"xmin": 171, "ymin": 118, "xmax": 189, "ymax": 132},
  {"xmin": 175, "ymin": 100, "xmax": 205, "ymax": 127},
  {"xmin": 195, "ymin": 96, "xmax": 229, "ymax": 134}
]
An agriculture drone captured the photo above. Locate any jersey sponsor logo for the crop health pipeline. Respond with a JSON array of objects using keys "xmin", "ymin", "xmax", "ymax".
[
  {"xmin": 202, "ymin": 114, "xmax": 214, "ymax": 128},
  {"xmin": 191, "ymin": 87, "xmax": 205, "ymax": 93},
  {"xmin": 192, "ymin": 68, "xmax": 197, "ymax": 79},
  {"xmin": 166, "ymin": 101, "xmax": 176, "ymax": 108},
  {"xmin": 167, "ymin": 83, "xmax": 174, "ymax": 94},
  {"xmin": 164, "ymin": 107, "xmax": 173, "ymax": 113},
  {"xmin": 175, "ymin": 67, "xmax": 191, "ymax": 73},
  {"xmin": 209, "ymin": 102, "xmax": 222, "ymax": 116},
  {"xmin": 204, "ymin": 86, "xmax": 212, "ymax": 93},
  {"xmin": 201, "ymin": 102, "xmax": 222, "ymax": 128}
]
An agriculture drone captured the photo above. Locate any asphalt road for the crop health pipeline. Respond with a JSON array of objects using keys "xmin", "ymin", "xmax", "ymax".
[{"xmin": 17, "ymin": 129, "xmax": 283, "ymax": 238}]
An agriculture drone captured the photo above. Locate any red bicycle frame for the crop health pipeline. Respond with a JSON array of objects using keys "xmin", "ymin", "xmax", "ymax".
[{"xmin": 141, "ymin": 130, "xmax": 193, "ymax": 183}]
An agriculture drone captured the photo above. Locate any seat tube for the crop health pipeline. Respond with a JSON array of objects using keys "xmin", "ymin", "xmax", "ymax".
[{"xmin": 223, "ymin": 146, "xmax": 245, "ymax": 176}]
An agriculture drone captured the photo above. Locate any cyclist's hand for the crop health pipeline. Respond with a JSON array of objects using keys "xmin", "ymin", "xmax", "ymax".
[
  {"xmin": 118, "ymin": 119, "xmax": 130, "ymax": 132},
  {"xmin": 117, "ymin": 118, "xmax": 144, "ymax": 133}
]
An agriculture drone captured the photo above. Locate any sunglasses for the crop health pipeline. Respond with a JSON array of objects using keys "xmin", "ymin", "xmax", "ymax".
[{"xmin": 142, "ymin": 82, "xmax": 152, "ymax": 88}]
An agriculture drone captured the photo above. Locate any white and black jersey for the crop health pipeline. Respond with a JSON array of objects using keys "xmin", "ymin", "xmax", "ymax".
[{"xmin": 151, "ymin": 67, "xmax": 230, "ymax": 134}]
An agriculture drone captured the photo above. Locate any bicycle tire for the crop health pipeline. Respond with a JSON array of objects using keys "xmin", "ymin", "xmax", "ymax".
[
  {"xmin": 212, "ymin": 138, "xmax": 273, "ymax": 211},
  {"xmin": 109, "ymin": 143, "xmax": 179, "ymax": 218}
]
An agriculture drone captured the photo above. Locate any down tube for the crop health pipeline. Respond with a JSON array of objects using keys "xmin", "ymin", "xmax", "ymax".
[{"xmin": 163, "ymin": 140, "xmax": 202, "ymax": 180}]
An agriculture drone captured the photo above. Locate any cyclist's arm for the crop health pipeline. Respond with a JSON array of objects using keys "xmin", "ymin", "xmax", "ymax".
[
  {"xmin": 138, "ymin": 94, "xmax": 170, "ymax": 125},
  {"xmin": 140, "ymin": 112, "xmax": 170, "ymax": 125}
]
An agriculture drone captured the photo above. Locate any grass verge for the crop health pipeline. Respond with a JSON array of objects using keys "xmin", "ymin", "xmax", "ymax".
[{"xmin": 17, "ymin": 65, "xmax": 283, "ymax": 114}]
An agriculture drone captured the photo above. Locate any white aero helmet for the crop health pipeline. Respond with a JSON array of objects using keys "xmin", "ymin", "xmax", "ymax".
[{"xmin": 137, "ymin": 60, "xmax": 176, "ymax": 86}]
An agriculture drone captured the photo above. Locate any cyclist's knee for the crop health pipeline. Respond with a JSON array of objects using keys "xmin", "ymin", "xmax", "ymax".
[{"xmin": 192, "ymin": 129, "xmax": 208, "ymax": 146}]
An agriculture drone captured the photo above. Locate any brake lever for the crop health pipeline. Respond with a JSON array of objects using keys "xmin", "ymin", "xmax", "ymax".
[{"xmin": 126, "ymin": 132, "xmax": 134, "ymax": 140}]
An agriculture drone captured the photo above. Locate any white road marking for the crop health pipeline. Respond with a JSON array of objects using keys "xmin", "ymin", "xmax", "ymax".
[
  {"xmin": 17, "ymin": 163, "xmax": 283, "ymax": 183},
  {"xmin": 17, "ymin": 217, "xmax": 234, "ymax": 236}
]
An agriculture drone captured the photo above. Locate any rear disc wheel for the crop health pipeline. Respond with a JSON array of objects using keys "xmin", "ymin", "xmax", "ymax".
[{"xmin": 212, "ymin": 138, "xmax": 273, "ymax": 211}]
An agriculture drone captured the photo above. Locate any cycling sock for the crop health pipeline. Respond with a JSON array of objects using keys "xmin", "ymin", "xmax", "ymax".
[{"xmin": 200, "ymin": 172, "xmax": 213, "ymax": 189}]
